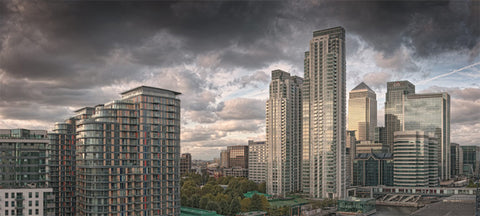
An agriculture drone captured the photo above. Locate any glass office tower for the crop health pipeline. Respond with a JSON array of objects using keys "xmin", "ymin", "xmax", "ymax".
[
  {"xmin": 74, "ymin": 86, "xmax": 181, "ymax": 216},
  {"xmin": 266, "ymin": 70, "xmax": 303, "ymax": 196},
  {"xmin": 385, "ymin": 81, "xmax": 415, "ymax": 152},
  {"xmin": 404, "ymin": 93, "xmax": 450, "ymax": 180},
  {"xmin": 302, "ymin": 27, "xmax": 346, "ymax": 199}
]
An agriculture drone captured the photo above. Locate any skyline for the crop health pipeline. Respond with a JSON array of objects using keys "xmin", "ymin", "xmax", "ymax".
[{"xmin": 0, "ymin": 1, "xmax": 479, "ymax": 160}]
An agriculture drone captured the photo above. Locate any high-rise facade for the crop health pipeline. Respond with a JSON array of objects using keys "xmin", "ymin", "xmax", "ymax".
[
  {"xmin": 302, "ymin": 27, "xmax": 346, "ymax": 199},
  {"xmin": 49, "ymin": 119, "xmax": 77, "ymax": 216},
  {"xmin": 71, "ymin": 86, "xmax": 181, "ymax": 216},
  {"xmin": 0, "ymin": 129, "xmax": 55, "ymax": 216},
  {"xmin": 403, "ymin": 93, "xmax": 450, "ymax": 180},
  {"xmin": 266, "ymin": 70, "xmax": 303, "ymax": 196},
  {"xmin": 385, "ymin": 81, "xmax": 415, "ymax": 152},
  {"xmin": 346, "ymin": 130, "xmax": 356, "ymax": 186},
  {"xmin": 0, "ymin": 129, "xmax": 49, "ymax": 188},
  {"xmin": 248, "ymin": 140, "xmax": 267, "ymax": 184},
  {"xmin": 348, "ymin": 82, "xmax": 377, "ymax": 141},
  {"xmin": 393, "ymin": 131, "xmax": 438, "ymax": 187}
]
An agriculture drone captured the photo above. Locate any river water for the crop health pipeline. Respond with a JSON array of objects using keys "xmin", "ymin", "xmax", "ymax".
[{"xmin": 373, "ymin": 205, "xmax": 419, "ymax": 216}]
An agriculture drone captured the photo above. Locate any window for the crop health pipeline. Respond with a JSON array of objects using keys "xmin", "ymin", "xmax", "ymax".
[
  {"xmin": 35, "ymin": 209, "xmax": 39, "ymax": 215},
  {"xmin": 29, "ymin": 200, "xmax": 32, "ymax": 207},
  {"xmin": 5, "ymin": 209, "xmax": 8, "ymax": 215},
  {"xmin": 29, "ymin": 192, "xmax": 32, "ymax": 198},
  {"xmin": 5, "ymin": 193, "xmax": 8, "ymax": 198},
  {"xmin": 5, "ymin": 201, "xmax": 8, "ymax": 207},
  {"xmin": 35, "ymin": 192, "xmax": 39, "ymax": 198},
  {"xmin": 35, "ymin": 200, "xmax": 39, "ymax": 206},
  {"xmin": 29, "ymin": 209, "xmax": 32, "ymax": 215},
  {"xmin": 11, "ymin": 193, "xmax": 14, "ymax": 198}
]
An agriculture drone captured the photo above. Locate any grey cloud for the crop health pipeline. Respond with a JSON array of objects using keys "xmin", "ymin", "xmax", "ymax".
[
  {"xmin": 289, "ymin": 1, "xmax": 479, "ymax": 58},
  {"xmin": 363, "ymin": 71, "xmax": 393, "ymax": 91},
  {"xmin": 419, "ymin": 86, "xmax": 480, "ymax": 125},
  {"xmin": 216, "ymin": 98, "xmax": 266, "ymax": 120},
  {"xmin": 0, "ymin": 102, "xmax": 71, "ymax": 122},
  {"xmin": 228, "ymin": 71, "xmax": 270, "ymax": 88}
]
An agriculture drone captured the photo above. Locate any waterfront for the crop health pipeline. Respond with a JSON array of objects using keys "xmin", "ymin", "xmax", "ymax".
[{"xmin": 374, "ymin": 206, "xmax": 419, "ymax": 216}]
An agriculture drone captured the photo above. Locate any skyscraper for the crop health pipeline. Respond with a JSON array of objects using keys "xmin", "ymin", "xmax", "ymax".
[
  {"xmin": 385, "ymin": 81, "xmax": 415, "ymax": 152},
  {"xmin": 404, "ymin": 93, "xmax": 450, "ymax": 180},
  {"xmin": 72, "ymin": 86, "xmax": 181, "ymax": 216},
  {"xmin": 302, "ymin": 27, "xmax": 346, "ymax": 199},
  {"xmin": 266, "ymin": 70, "xmax": 303, "ymax": 196},
  {"xmin": 348, "ymin": 82, "xmax": 377, "ymax": 141}
]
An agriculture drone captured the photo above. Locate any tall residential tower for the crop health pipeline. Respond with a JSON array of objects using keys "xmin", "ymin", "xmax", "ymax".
[
  {"xmin": 68, "ymin": 86, "xmax": 181, "ymax": 216},
  {"xmin": 302, "ymin": 27, "xmax": 346, "ymax": 199},
  {"xmin": 266, "ymin": 70, "xmax": 303, "ymax": 196}
]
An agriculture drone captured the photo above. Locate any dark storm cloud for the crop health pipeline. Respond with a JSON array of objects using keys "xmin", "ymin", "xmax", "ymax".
[
  {"xmin": 0, "ymin": 1, "xmax": 290, "ymax": 87},
  {"xmin": 1, "ymin": 0, "xmax": 477, "ymax": 88},
  {"xmin": 291, "ymin": 0, "xmax": 479, "ymax": 58}
]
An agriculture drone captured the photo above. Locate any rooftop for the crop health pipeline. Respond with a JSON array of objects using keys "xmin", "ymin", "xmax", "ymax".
[
  {"xmin": 351, "ymin": 82, "xmax": 374, "ymax": 92},
  {"xmin": 180, "ymin": 207, "xmax": 222, "ymax": 216},
  {"xmin": 121, "ymin": 85, "xmax": 181, "ymax": 96}
]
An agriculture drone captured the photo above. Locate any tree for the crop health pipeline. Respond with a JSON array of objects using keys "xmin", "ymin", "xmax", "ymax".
[
  {"xmin": 190, "ymin": 194, "xmax": 200, "ymax": 208},
  {"xmin": 201, "ymin": 183, "xmax": 223, "ymax": 196},
  {"xmin": 181, "ymin": 194, "xmax": 189, "ymax": 207},
  {"xmin": 206, "ymin": 201, "xmax": 221, "ymax": 213},
  {"xmin": 218, "ymin": 199, "xmax": 229, "ymax": 215},
  {"xmin": 258, "ymin": 182, "xmax": 266, "ymax": 193},
  {"xmin": 240, "ymin": 198, "xmax": 251, "ymax": 212},
  {"xmin": 230, "ymin": 198, "xmax": 241, "ymax": 216},
  {"xmin": 199, "ymin": 197, "xmax": 209, "ymax": 209}
]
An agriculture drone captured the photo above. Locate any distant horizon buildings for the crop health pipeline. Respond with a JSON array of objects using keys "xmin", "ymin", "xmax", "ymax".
[
  {"xmin": 248, "ymin": 140, "xmax": 267, "ymax": 184},
  {"xmin": 266, "ymin": 70, "xmax": 303, "ymax": 196},
  {"xmin": 181, "ymin": 153, "xmax": 192, "ymax": 176},
  {"xmin": 302, "ymin": 26, "xmax": 346, "ymax": 199}
]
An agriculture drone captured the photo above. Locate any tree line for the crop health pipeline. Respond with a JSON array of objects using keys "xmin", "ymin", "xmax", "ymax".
[{"xmin": 180, "ymin": 173, "xmax": 290, "ymax": 215}]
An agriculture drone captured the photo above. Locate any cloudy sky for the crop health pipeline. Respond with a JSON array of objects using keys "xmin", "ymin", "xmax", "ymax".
[{"xmin": 0, "ymin": 1, "xmax": 479, "ymax": 160}]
